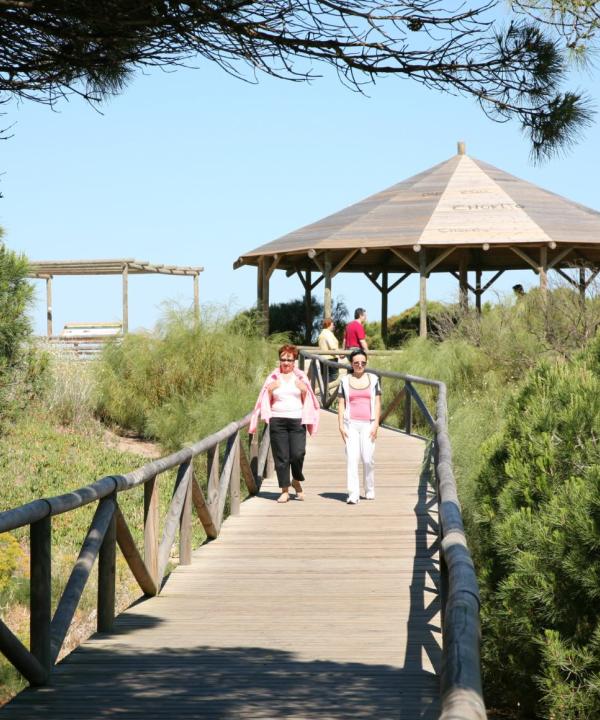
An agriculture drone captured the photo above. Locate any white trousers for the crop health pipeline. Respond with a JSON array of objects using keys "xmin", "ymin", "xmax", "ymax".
[{"xmin": 345, "ymin": 419, "xmax": 375, "ymax": 502}]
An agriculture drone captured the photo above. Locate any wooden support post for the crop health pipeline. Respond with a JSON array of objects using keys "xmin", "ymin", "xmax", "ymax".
[
  {"xmin": 179, "ymin": 465, "xmax": 193, "ymax": 565},
  {"xmin": 46, "ymin": 277, "xmax": 53, "ymax": 337},
  {"xmin": 122, "ymin": 263, "xmax": 129, "ymax": 334},
  {"xmin": 459, "ymin": 255, "xmax": 468, "ymax": 312},
  {"xmin": 256, "ymin": 257, "xmax": 269, "ymax": 336},
  {"xmin": 230, "ymin": 435, "xmax": 241, "ymax": 516},
  {"xmin": 249, "ymin": 432, "xmax": 259, "ymax": 486},
  {"xmin": 304, "ymin": 270, "xmax": 312, "ymax": 344},
  {"xmin": 30, "ymin": 515, "xmax": 52, "ymax": 676},
  {"xmin": 262, "ymin": 258, "xmax": 270, "ymax": 335},
  {"xmin": 579, "ymin": 267, "xmax": 586, "ymax": 305},
  {"xmin": 419, "ymin": 250, "xmax": 428, "ymax": 338},
  {"xmin": 381, "ymin": 271, "xmax": 389, "ymax": 346},
  {"xmin": 144, "ymin": 476, "xmax": 159, "ymax": 587},
  {"xmin": 404, "ymin": 384, "xmax": 413, "ymax": 435},
  {"xmin": 193, "ymin": 273, "xmax": 200, "ymax": 323},
  {"xmin": 475, "ymin": 269, "xmax": 482, "ymax": 314},
  {"xmin": 324, "ymin": 254, "xmax": 332, "ymax": 320},
  {"xmin": 266, "ymin": 445, "xmax": 275, "ymax": 481},
  {"xmin": 540, "ymin": 246, "xmax": 548, "ymax": 293},
  {"xmin": 206, "ymin": 445, "xmax": 219, "ymax": 516},
  {"xmin": 98, "ymin": 494, "xmax": 117, "ymax": 633}
]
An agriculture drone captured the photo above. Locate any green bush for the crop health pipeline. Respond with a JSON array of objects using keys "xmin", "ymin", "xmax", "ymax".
[
  {"xmin": 95, "ymin": 305, "xmax": 274, "ymax": 450},
  {"xmin": 470, "ymin": 345, "xmax": 600, "ymax": 719}
]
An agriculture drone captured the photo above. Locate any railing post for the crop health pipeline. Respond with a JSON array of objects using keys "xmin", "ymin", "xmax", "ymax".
[
  {"xmin": 30, "ymin": 515, "xmax": 52, "ymax": 678},
  {"xmin": 144, "ymin": 476, "xmax": 159, "ymax": 590},
  {"xmin": 404, "ymin": 382, "xmax": 413, "ymax": 435},
  {"xmin": 298, "ymin": 352, "xmax": 305, "ymax": 371},
  {"xmin": 265, "ymin": 445, "xmax": 275, "ymax": 480},
  {"xmin": 179, "ymin": 465, "xmax": 193, "ymax": 565},
  {"xmin": 324, "ymin": 363, "xmax": 329, "ymax": 406},
  {"xmin": 206, "ymin": 444, "xmax": 220, "ymax": 518},
  {"xmin": 230, "ymin": 435, "xmax": 241, "ymax": 516},
  {"xmin": 405, "ymin": 389, "xmax": 410, "ymax": 433},
  {"xmin": 249, "ymin": 432, "xmax": 259, "ymax": 485},
  {"xmin": 98, "ymin": 494, "xmax": 117, "ymax": 632}
]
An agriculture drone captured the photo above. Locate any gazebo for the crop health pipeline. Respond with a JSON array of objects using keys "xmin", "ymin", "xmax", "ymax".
[{"xmin": 234, "ymin": 142, "xmax": 600, "ymax": 339}]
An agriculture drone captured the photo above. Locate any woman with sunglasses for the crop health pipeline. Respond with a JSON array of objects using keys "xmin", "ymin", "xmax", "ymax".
[
  {"xmin": 337, "ymin": 349, "xmax": 381, "ymax": 504},
  {"xmin": 249, "ymin": 344, "xmax": 320, "ymax": 503}
]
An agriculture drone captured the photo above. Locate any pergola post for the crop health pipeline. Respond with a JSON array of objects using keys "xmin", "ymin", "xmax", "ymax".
[
  {"xmin": 46, "ymin": 276, "xmax": 53, "ymax": 337},
  {"xmin": 475, "ymin": 269, "xmax": 482, "ymax": 314},
  {"xmin": 381, "ymin": 271, "xmax": 389, "ymax": 346},
  {"xmin": 193, "ymin": 273, "xmax": 200, "ymax": 323},
  {"xmin": 459, "ymin": 254, "xmax": 468, "ymax": 312},
  {"xmin": 419, "ymin": 250, "xmax": 427, "ymax": 338},
  {"xmin": 122, "ymin": 263, "xmax": 129, "ymax": 334},
  {"xmin": 304, "ymin": 270, "xmax": 313, "ymax": 344},
  {"xmin": 539, "ymin": 246, "xmax": 548, "ymax": 293},
  {"xmin": 324, "ymin": 253, "xmax": 332, "ymax": 319}
]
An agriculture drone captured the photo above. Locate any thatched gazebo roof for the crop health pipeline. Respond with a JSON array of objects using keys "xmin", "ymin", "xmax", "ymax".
[{"xmin": 235, "ymin": 143, "xmax": 600, "ymax": 339}]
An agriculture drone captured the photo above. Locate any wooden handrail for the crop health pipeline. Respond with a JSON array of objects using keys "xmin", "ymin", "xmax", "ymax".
[
  {"xmin": 0, "ymin": 411, "xmax": 269, "ymax": 688},
  {"xmin": 300, "ymin": 349, "xmax": 486, "ymax": 720}
]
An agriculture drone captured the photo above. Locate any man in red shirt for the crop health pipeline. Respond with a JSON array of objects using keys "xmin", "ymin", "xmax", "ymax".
[{"xmin": 344, "ymin": 308, "xmax": 369, "ymax": 351}]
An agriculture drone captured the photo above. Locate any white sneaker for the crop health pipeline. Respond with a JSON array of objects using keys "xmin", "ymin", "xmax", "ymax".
[
  {"xmin": 365, "ymin": 490, "xmax": 375, "ymax": 500},
  {"xmin": 346, "ymin": 496, "xmax": 359, "ymax": 505}
]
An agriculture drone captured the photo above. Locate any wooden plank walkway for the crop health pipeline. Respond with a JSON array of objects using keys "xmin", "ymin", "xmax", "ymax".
[{"xmin": 3, "ymin": 411, "xmax": 441, "ymax": 719}]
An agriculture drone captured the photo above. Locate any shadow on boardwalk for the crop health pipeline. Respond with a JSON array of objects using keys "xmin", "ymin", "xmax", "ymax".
[
  {"xmin": 3, "ymin": 439, "xmax": 442, "ymax": 720},
  {"xmin": 4, "ymin": 640, "xmax": 439, "ymax": 719}
]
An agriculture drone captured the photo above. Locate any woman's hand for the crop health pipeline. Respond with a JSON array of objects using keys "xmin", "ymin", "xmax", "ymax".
[
  {"xmin": 370, "ymin": 423, "xmax": 379, "ymax": 441},
  {"xmin": 295, "ymin": 380, "xmax": 307, "ymax": 394},
  {"xmin": 267, "ymin": 380, "xmax": 280, "ymax": 395},
  {"xmin": 339, "ymin": 425, "xmax": 348, "ymax": 443}
]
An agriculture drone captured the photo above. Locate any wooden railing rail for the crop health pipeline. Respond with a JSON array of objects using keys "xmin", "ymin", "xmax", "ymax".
[
  {"xmin": 299, "ymin": 349, "xmax": 486, "ymax": 720},
  {"xmin": 0, "ymin": 413, "xmax": 272, "ymax": 687}
]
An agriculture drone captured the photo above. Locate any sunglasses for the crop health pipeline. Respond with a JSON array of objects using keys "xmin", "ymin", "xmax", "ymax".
[
  {"xmin": 352, "ymin": 361, "xmax": 367, "ymax": 367},
  {"xmin": 279, "ymin": 358, "xmax": 295, "ymax": 363}
]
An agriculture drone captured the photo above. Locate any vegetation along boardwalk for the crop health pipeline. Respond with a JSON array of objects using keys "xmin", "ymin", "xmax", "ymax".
[
  {"xmin": 3, "ymin": 411, "xmax": 440, "ymax": 719},
  {"xmin": 0, "ymin": 351, "xmax": 484, "ymax": 718}
]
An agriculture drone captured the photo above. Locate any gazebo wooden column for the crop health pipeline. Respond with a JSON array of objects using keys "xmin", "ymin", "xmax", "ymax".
[
  {"xmin": 324, "ymin": 253, "xmax": 332, "ymax": 319},
  {"xmin": 459, "ymin": 254, "xmax": 469, "ymax": 311},
  {"xmin": 304, "ymin": 270, "xmax": 312, "ymax": 344},
  {"xmin": 256, "ymin": 257, "xmax": 269, "ymax": 336},
  {"xmin": 419, "ymin": 250, "xmax": 427, "ymax": 338},
  {"xmin": 539, "ymin": 247, "xmax": 548, "ymax": 292}
]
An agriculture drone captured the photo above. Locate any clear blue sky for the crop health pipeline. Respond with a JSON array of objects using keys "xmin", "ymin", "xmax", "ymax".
[{"xmin": 1, "ymin": 54, "xmax": 599, "ymax": 335}]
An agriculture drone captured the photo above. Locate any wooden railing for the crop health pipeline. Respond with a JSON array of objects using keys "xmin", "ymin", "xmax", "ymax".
[
  {"xmin": 300, "ymin": 349, "xmax": 487, "ymax": 720},
  {"xmin": 0, "ymin": 415, "xmax": 272, "ymax": 686},
  {"xmin": 1, "ymin": 351, "xmax": 485, "ymax": 719}
]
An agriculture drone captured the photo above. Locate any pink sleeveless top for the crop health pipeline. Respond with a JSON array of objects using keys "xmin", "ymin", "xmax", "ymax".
[{"xmin": 348, "ymin": 385, "xmax": 371, "ymax": 421}]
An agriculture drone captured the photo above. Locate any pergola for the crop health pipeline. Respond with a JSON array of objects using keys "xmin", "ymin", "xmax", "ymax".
[
  {"xmin": 234, "ymin": 142, "xmax": 600, "ymax": 339},
  {"xmin": 27, "ymin": 258, "xmax": 204, "ymax": 336}
]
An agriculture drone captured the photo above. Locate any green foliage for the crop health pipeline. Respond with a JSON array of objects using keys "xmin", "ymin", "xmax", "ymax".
[
  {"xmin": 385, "ymin": 301, "xmax": 456, "ymax": 347},
  {"xmin": 468, "ymin": 340, "xmax": 600, "ymax": 718},
  {"xmin": 95, "ymin": 305, "xmax": 273, "ymax": 450},
  {"xmin": 0, "ymin": 243, "xmax": 33, "ymax": 370}
]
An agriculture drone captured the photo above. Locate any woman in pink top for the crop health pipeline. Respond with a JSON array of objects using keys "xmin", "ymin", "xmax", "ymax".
[
  {"xmin": 250, "ymin": 344, "xmax": 320, "ymax": 504},
  {"xmin": 337, "ymin": 349, "xmax": 381, "ymax": 504}
]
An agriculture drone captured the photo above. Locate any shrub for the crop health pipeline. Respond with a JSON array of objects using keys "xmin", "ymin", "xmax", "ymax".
[
  {"xmin": 470, "ymin": 346, "xmax": 600, "ymax": 719},
  {"xmin": 95, "ymin": 305, "xmax": 274, "ymax": 450}
]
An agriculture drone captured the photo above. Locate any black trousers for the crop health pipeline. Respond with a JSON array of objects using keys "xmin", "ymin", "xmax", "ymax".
[{"xmin": 269, "ymin": 417, "xmax": 307, "ymax": 488}]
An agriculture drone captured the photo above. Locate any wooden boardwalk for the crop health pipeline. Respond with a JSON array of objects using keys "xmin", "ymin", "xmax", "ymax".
[{"xmin": 3, "ymin": 411, "xmax": 441, "ymax": 719}]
